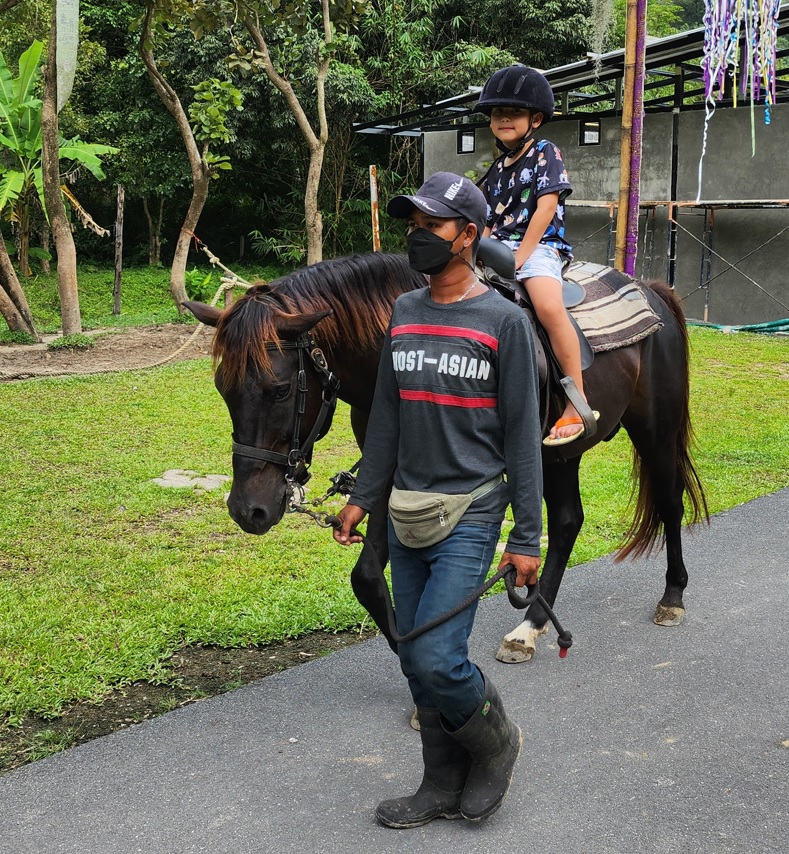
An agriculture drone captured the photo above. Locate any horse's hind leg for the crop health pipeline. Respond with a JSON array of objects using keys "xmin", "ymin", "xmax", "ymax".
[
  {"xmin": 497, "ymin": 458, "xmax": 584, "ymax": 663},
  {"xmin": 623, "ymin": 425, "xmax": 689, "ymax": 627}
]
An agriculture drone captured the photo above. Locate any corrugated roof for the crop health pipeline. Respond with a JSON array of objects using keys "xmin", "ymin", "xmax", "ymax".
[{"xmin": 355, "ymin": 6, "xmax": 789, "ymax": 135}]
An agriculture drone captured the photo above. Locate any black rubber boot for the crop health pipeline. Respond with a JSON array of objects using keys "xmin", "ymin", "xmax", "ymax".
[
  {"xmin": 449, "ymin": 678, "xmax": 522, "ymax": 822},
  {"xmin": 375, "ymin": 706, "xmax": 471, "ymax": 828}
]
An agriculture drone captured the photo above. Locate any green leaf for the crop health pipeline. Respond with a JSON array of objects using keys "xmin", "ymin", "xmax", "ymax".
[
  {"xmin": 0, "ymin": 170, "xmax": 24, "ymax": 215},
  {"xmin": 14, "ymin": 42, "xmax": 44, "ymax": 106},
  {"xmin": 58, "ymin": 143, "xmax": 118, "ymax": 180}
]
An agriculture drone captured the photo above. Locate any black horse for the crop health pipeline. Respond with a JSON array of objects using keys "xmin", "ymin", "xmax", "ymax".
[{"xmin": 186, "ymin": 252, "xmax": 707, "ymax": 662}]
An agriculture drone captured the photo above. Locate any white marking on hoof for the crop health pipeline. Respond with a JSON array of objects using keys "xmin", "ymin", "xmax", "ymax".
[
  {"xmin": 409, "ymin": 707, "xmax": 421, "ymax": 731},
  {"xmin": 495, "ymin": 622, "xmax": 549, "ymax": 663},
  {"xmin": 653, "ymin": 605, "xmax": 685, "ymax": 627}
]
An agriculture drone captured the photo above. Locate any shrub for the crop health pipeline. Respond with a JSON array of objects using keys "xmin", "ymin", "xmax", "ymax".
[
  {"xmin": 47, "ymin": 334, "xmax": 95, "ymax": 351},
  {"xmin": 184, "ymin": 267, "xmax": 216, "ymax": 303},
  {"xmin": 0, "ymin": 330, "xmax": 37, "ymax": 345}
]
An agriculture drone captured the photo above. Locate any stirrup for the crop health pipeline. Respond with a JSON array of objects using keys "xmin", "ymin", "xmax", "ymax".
[{"xmin": 559, "ymin": 376, "xmax": 598, "ymax": 439}]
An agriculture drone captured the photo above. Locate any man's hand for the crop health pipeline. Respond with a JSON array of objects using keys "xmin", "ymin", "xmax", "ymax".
[
  {"xmin": 498, "ymin": 551, "xmax": 541, "ymax": 587},
  {"xmin": 332, "ymin": 503, "xmax": 367, "ymax": 545}
]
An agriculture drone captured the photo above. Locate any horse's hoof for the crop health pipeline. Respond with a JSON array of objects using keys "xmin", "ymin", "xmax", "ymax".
[
  {"xmin": 496, "ymin": 639, "xmax": 535, "ymax": 663},
  {"xmin": 496, "ymin": 622, "xmax": 548, "ymax": 663},
  {"xmin": 653, "ymin": 604, "xmax": 685, "ymax": 626},
  {"xmin": 409, "ymin": 707, "xmax": 421, "ymax": 731}
]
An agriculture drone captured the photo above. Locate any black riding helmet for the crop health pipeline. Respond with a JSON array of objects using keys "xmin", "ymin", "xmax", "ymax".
[{"xmin": 476, "ymin": 64, "xmax": 555, "ymax": 122}]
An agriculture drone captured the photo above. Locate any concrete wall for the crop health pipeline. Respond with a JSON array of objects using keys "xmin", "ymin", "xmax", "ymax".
[{"xmin": 422, "ymin": 106, "xmax": 789, "ymax": 325}]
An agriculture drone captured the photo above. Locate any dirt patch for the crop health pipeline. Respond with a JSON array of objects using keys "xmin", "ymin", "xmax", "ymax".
[
  {"xmin": 0, "ymin": 323, "xmax": 214, "ymax": 381},
  {"xmin": 0, "ymin": 628, "xmax": 379, "ymax": 775}
]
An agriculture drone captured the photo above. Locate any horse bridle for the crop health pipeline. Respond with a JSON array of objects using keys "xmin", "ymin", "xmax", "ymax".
[{"xmin": 230, "ymin": 335, "xmax": 340, "ymax": 489}]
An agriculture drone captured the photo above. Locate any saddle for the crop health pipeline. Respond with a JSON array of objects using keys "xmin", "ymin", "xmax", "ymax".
[{"xmin": 476, "ymin": 238, "xmax": 596, "ymax": 438}]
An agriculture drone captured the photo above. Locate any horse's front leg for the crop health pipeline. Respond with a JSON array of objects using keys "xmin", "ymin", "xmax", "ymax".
[
  {"xmin": 350, "ymin": 487, "xmax": 397, "ymax": 653},
  {"xmin": 497, "ymin": 457, "xmax": 584, "ymax": 663},
  {"xmin": 346, "ymin": 406, "xmax": 397, "ymax": 652}
]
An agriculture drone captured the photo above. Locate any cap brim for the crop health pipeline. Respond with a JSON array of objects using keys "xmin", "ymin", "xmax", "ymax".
[{"xmin": 387, "ymin": 194, "xmax": 462, "ymax": 220}]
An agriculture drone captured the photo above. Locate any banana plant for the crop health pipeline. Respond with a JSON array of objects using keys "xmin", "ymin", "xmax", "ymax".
[{"xmin": 0, "ymin": 40, "xmax": 117, "ymax": 276}]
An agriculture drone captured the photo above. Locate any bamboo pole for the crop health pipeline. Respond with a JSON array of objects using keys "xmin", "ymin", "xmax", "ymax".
[
  {"xmin": 615, "ymin": 0, "xmax": 639, "ymax": 271},
  {"xmin": 369, "ymin": 165, "xmax": 381, "ymax": 251}
]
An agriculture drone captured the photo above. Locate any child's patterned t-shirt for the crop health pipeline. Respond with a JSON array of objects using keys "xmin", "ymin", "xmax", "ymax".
[{"xmin": 480, "ymin": 139, "xmax": 573, "ymax": 258}]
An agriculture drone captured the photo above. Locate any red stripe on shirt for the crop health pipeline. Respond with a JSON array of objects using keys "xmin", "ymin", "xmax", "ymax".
[
  {"xmin": 391, "ymin": 324, "xmax": 499, "ymax": 351},
  {"xmin": 400, "ymin": 389, "xmax": 497, "ymax": 408}
]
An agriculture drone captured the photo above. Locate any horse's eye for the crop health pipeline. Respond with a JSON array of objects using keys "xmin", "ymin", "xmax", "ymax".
[{"xmin": 272, "ymin": 383, "xmax": 290, "ymax": 401}]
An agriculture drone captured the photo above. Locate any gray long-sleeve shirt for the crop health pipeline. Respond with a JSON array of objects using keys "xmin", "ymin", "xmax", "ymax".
[{"xmin": 350, "ymin": 287, "xmax": 543, "ymax": 556}]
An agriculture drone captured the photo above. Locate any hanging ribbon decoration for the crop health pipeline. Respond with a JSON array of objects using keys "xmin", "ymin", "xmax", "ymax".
[{"xmin": 697, "ymin": 0, "xmax": 781, "ymax": 201}]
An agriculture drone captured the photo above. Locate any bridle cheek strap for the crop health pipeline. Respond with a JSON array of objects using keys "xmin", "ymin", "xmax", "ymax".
[{"xmin": 230, "ymin": 336, "xmax": 340, "ymax": 485}]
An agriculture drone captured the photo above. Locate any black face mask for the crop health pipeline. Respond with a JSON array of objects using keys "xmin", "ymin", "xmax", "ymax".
[{"xmin": 406, "ymin": 226, "xmax": 465, "ymax": 274}]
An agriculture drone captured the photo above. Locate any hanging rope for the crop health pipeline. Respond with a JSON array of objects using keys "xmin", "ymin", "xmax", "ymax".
[{"xmin": 697, "ymin": 0, "xmax": 781, "ymax": 201}]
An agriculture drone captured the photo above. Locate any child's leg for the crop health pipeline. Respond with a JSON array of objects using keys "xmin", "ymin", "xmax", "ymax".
[{"xmin": 523, "ymin": 275, "xmax": 589, "ymax": 440}]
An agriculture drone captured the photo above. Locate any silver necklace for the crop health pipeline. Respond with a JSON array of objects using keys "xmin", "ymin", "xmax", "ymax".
[{"xmin": 455, "ymin": 280, "xmax": 478, "ymax": 302}]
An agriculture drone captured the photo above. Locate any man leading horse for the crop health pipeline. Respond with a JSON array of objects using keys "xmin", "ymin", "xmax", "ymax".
[{"xmin": 333, "ymin": 172, "xmax": 544, "ymax": 827}]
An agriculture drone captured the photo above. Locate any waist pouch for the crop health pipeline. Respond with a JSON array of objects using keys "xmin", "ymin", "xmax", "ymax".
[{"xmin": 388, "ymin": 475, "xmax": 503, "ymax": 548}]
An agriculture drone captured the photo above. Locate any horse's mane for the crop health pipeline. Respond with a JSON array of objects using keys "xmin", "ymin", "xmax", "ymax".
[{"xmin": 213, "ymin": 252, "xmax": 425, "ymax": 387}]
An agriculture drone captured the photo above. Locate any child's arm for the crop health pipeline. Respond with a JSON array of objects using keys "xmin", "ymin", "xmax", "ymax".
[{"xmin": 513, "ymin": 192, "xmax": 559, "ymax": 270}]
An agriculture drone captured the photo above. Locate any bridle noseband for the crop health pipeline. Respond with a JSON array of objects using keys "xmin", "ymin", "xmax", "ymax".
[{"xmin": 230, "ymin": 334, "xmax": 340, "ymax": 490}]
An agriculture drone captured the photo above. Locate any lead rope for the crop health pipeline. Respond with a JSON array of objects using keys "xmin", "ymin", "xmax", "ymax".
[{"xmin": 290, "ymin": 494, "xmax": 573, "ymax": 658}]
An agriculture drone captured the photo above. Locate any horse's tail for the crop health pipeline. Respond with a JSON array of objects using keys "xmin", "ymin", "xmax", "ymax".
[{"xmin": 616, "ymin": 281, "xmax": 709, "ymax": 562}]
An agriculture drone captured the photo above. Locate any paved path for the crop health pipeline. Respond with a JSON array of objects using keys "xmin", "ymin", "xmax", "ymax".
[{"xmin": 1, "ymin": 489, "xmax": 787, "ymax": 854}]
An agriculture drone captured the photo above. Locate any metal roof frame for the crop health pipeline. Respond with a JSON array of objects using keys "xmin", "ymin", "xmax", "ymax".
[{"xmin": 355, "ymin": 5, "xmax": 789, "ymax": 135}]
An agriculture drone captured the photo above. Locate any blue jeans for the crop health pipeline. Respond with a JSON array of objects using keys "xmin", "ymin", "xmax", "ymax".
[{"xmin": 388, "ymin": 518, "xmax": 502, "ymax": 730}]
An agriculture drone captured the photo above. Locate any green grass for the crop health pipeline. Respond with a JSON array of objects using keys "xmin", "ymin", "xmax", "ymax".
[{"xmin": 0, "ymin": 327, "xmax": 787, "ymax": 723}]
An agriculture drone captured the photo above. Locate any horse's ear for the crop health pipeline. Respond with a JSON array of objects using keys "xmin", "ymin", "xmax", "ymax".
[
  {"xmin": 278, "ymin": 309, "xmax": 333, "ymax": 340},
  {"xmin": 183, "ymin": 301, "xmax": 223, "ymax": 328}
]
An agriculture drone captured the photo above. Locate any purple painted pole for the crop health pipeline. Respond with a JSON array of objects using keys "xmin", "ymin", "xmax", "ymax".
[{"xmin": 624, "ymin": 0, "xmax": 647, "ymax": 277}]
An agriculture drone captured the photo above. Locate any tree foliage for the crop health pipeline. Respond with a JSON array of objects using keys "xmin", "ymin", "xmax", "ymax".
[{"xmin": 0, "ymin": 0, "xmax": 620, "ymax": 295}]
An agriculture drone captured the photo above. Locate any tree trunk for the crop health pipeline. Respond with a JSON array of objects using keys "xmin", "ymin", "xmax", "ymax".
[
  {"xmin": 42, "ymin": 14, "xmax": 81, "ymax": 336},
  {"xmin": 18, "ymin": 205, "xmax": 32, "ymax": 277},
  {"xmin": 170, "ymin": 177, "xmax": 209, "ymax": 308},
  {"xmin": 0, "ymin": 237, "xmax": 40, "ymax": 339},
  {"xmin": 244, "ymin": 13, "xmax": 330, "ymax": 264},
  {"xmin": 305, "ymin": 141, "xmax": 326, "ymax": 266},
  {"xmin": 0, "ymin": 285, "xmax": 27, "ymax": 333},
  {"xmin": 143, "ymin": 196, "xmax": 163, "ymax": 266},
  {"xmin": 139, "ymin": 3, "xmax": 213, "ymax": 310},
  {"xmin": 38, "ymin": 222, "xmax": 51, "ymax": 274}
]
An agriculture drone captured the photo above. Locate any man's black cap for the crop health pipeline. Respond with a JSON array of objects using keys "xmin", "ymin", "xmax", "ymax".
[{"xmin": 387, "ymin": 172, "xmax": 487, "ymax": 234}]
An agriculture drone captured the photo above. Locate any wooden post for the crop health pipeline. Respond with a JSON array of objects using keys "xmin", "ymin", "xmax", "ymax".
[
  {"xmin": 369, "ymin": 165, "xmax": 381, "ymax": 252},
  {"xmin": 624, "ymin": 0, "xmax": 647, "ymax": 277},
  {"xmin": 113, "ymin": 184, "xmax": 124, "ymax": 315},
  {"xmin": 615, "ymin": 0, "xmax": 639, "ymax": 271}
]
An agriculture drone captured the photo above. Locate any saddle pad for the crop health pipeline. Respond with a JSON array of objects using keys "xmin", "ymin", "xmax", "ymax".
[{"xmin": 565, "ymin": 262, "xmax": 664, "ymax": 352}]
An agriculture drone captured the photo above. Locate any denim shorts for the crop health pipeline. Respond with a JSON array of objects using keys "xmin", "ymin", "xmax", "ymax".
[{"xmin": 513, "ymin": 243, "xmax": 564, "ymax": 285}]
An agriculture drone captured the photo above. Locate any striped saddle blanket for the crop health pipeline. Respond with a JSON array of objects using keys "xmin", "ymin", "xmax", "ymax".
[{"xmin": 565, "ymin": 262, "xmax": 664, "ymax": 352}]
